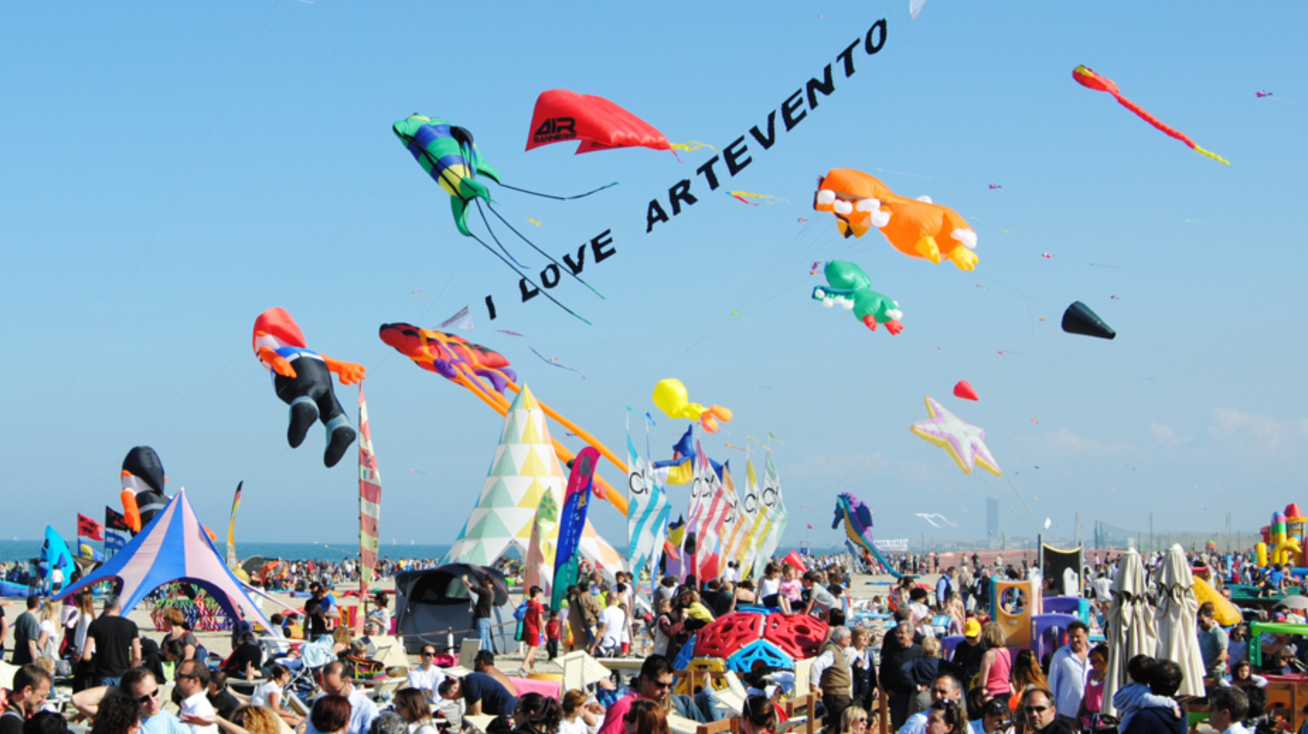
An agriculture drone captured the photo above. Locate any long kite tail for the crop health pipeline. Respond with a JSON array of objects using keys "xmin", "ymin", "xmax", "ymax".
[
  {"xmin": 494, "ymin": 181, "xmax": 619, "ymax": 201},
  {"xmin": 1110, "ymin": 91, "xmax": 1230, "ymax": 165},
  {"xmin": 482, "ymin": 201, "xmax": 606, "ymax": 300},
  {"xmin": 466, "ymin": 232, "xmax": 592, "ymax": 325},
  {"xmin": 467, "ymin": 198, "xmax": 527, "ymax": 267}
]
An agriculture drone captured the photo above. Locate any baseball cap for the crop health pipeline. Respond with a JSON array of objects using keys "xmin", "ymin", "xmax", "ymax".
[{"xmin": 964, "ymin": 620, "xmax": 982, "ymax": 637}]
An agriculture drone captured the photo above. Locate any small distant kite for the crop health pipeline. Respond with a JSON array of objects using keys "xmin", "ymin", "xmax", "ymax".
[
  {"xmin": 1044, "ymin": 518, "xmax": 1052, "ymax": 530},
  {"xmin": 496, "ymin": 329, "xmax": 525, "ymax": 337},
  {"xmin": 529, "ymin": 346, "xmax": 585, "ymax": 378},
  {"xmin": 1041, "ymin": 253, "xmax": 1053, "ymax": 259},
  {"xmin": 526, "ymin": 217, "xmax": 542, "ymax": 226},
  {"xmin": 411, "ymin": 290, "xmax": 430, "ymax": 300},
  {"xmin": 953, "ymin": 380, "xmax": 979, "ymax": 401},
  {"xmin": 728, "ymin": 191, "xmax": 789, "ymax": 206},
  {"xmin": 1257, "ymin": 91, "xmax": 1294, "ymax": 103},
  {"xmin": 1062, "ymin": 301, "xmax": 1116, "ymax": 339},
  {"xmin": 797, "ymin": 218, "xmax": 809, "ymax": 223},
  {"xmin": 730, "ymin": 310, "xmax": 749, "ymax": 319},
  {"xmin": 988, "ymin": 184, "xmax": 1002, "ymax": 190},
  {"xmin": 1000, "ymin": 229, "xmax": 1011, "ymax": 234},
  {"xmin": 911, "ymin": 396, "xmax": 1001, "ymax": 476},
  {"xmin": 436, "ymin": 306, "xmax": 474, "ymax": 331},
  {"xmin": 1073, "ymin": 65, "xmax": 1229, "ymax": 164},
  {"xmin": 915, "ymin": 513, "xmax": 957, "ymax": 528},
  {"xmin": 910, "ymin": 0, "xmax": 927, "ymax": 20}
]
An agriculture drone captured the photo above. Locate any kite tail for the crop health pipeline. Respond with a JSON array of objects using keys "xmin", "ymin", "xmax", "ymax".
[
  {"xmin": 494, "ymin": 181, "xmax": 619, "ymax": 201},
  {"xmin": 470, "ymin": 200, "xmax": 528, "ymax": 267},
  {"xmin": 466, "ymin": 232, "xmax": 592, "ymax": 325},
  {"xmin": 483, "ymin": 202, "xmax": 606, "ymax": 300},
  {"xmin": 669, "ymin": 141, "xmax": 717, "ymax": 153},
  {"xmin": 1191, "ymin": 145, "xmax": 1231, "ymax": 165}
]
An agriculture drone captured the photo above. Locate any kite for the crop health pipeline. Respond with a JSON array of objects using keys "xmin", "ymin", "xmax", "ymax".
[
  {"xmin": 1072, "ymin": 66, "xmax": 1229, "ymax": 164},
  {"xmin": 953, "ymin": 380, "xmax": 979, "ymax": 401},
  {"xmin": 120, "ymin": 446, "xmax": 170, "ymax": 533},
  {"xmin": 797, "ymin": 218, "xmax": 809, "ymax": 223},
  {"xmin": 393, "ymin": 113, "xmax": 611, "ymax": 323},
  {"xmin": 728, "ymin": 191, "xmax": 789, "ymax": 206},
  {"xmin": 651, "ymin": 378, "xmax": 732, "ymax": 433},
  {"xmin": 253, "ymin": 308, "xmax": 363, "ymax": 468},
  {"xmin": 526, "ymin": 89, "xmax": 711, "ymax": 157},
  {"xmin": 988, "ymin": 184, "xmax": 1002, "ymax": 190},
  {"xmin": 496, "ymin": 329, "xmax": 526, "ymax": 337},
  {"xmin": 832, "ymin": 492, "xmax": 905, "ymax": 578},
  {"xmin": 1062, "ymin": 301, "xmax": 1116, "ymax": 339},
  {"xmin": 410, "ymin": 290, "xmax": 430, "ymax": 300},
  {"xmin": 1257, "ymin": 91, "xmax": 1272, "ymax": 97},
  {"xmin": 910, "ymin": 0, "xmax": 927, "ymax": 20},
  {"xmin": 377, "ymin": 322, "xmax": 629, "ymax": 515},
  {"xmin": 436, "ymin": 306, "xmax": 474, "ymax": 331},
  {"xmin": 1257, "ymin": 91, "xmax": 1294, "ymax": 103},
  {"xmin": 915, "ymin": 513, "xmax": 958, "ymax": 528},
  {"xmin": 812, "ymin": 260, "xmax": 904, "ymax": 334},
  {"xmin": 814, "ymin": 169, "xmax": 979, "ymax": 271},
  {"xmin": 526, "ymin": 217, "xmax": 542, "ymax": 226},
  {"xmin": 529, "ymin": 346, "xmax": 586, "ymax": 378},
  {"xmin": 910, "ymin": 395, "xmax": 1002, "ymax": 476},
  {"xmin": 551, "ymin": 447, "xmax": 600, "ymax": 609}
]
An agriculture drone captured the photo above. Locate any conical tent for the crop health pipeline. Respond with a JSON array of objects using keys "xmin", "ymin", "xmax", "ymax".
[
  {"xmin": 56, "ymin": 490, "xmax": 273, "ymax": 632},
  {"xmin": 446, "ymin": 385, "xmax": 567, "ymax": 567}
]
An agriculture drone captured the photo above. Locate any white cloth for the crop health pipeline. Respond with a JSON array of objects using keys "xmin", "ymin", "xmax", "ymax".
[
  {"xmin": 1100, "ymin": 549, "xmax": 1158, "ymax": 718},
  {"xmin": 1154, "ymin": 545, "xmax": 1206, "ymax": 698},
  {"xmin": 408, "ymin": 725, "xmax": 439, "ymax": 734},
  {"xmin": 597, "ymin": 606, "xmax": 627, "ymax": 648},
  {"xmin": 909, "ymin": 602, "xmax": 934, "ymax": 638},
  {"xmin": 38, "ymin": 619, "xmax": 59, "ymax": 659},
  {"xmin": 250, "ymin": 681, "xmax": 281, "ymax": 709},
  {"xmin": 760, "ymin": 578, "xmax": 781, "ymax": 598},
  {"xmin": 898, "ymin": 712, "xmax": 927, "ymax": 734},
  {"xmin": 1218, "ymin": 675, "xmax": 1267, "ymax": 688},
  {"xmin": 1222, "ymin": 724, "xmax": 1249, "ymax": 734},
  {"xmin": 408, "ymin": 665, "xmax": 447, "ymax": 699},
  {"xmin": 74, "ymin": 611, "xmax": 92, "ymax": 655},
  {"xmin": 560, "ymin": 716, "xmax": 600, "ymax": 734},
  {"xmin": 179, "ymin": 692, "xmax": 219, "ymax": 734},
  {"xmin": 1047, "ymin": 645, "xmax": 1092, "ymax": 717}
]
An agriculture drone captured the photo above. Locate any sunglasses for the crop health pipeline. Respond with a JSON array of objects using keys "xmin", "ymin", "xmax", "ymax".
[
  {"xmin": 421, "ymin": 651, "xmax": 436, "ymax": 657},
  {"xmin": 138, "ymin": 690, "xmax": 160, "ymax": 703},
  {"xmin": 650, "ymin": 680, "xmax": 674, "ymax": 690},
  {"xmin": 1024, "ymin": 706, "xmax": 1050, "ymax": 714},
  {"xmin": 854, "ymin": 718, "xmax": 868, "ymax": 724}
]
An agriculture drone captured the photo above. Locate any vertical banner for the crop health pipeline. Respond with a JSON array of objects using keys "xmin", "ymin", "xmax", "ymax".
[
  {"xmin": 551, "ymin": 447, "xmax": 599, "ymax": 611},
  {"xmin": 226, "ymin": 482, "xmax": 243, "ymax": 569},
  {"xmin": 358, "ymin": 386, "xmax": 382, "ymax": 591},
  {"xmin": 750, "ymin": 452, "xmax": 787, "ymax": 579},
  {"xmin": 626, "ymin": 431, "xmax": 671, "ymax": 580},
  {"xmin": 104, "ymin": 507, "xmax": 130, "ymax": 559}
]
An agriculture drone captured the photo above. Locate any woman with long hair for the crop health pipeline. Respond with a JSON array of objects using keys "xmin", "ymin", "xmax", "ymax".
[
  {"xmin": 1221, "ymin": 660, "xmax": 1269, "ymax": 690},
  {"xmin": 1007, "ymin": 650, "xmax": 1047, "ymax": 712},
  {"xmin": 250, "ymin": 664, "xmax": 303, "ymax": 728},
  {"xmin": 977, "ymin": 622, "xmax": 1012, "ymax": 699},
  {"xmin": 513, "ymin": 692, "xmax": 564, "ymax": 734},
  {"xmin": 741, "ymin": 696, "xmax": 778, "ymax": 734},
  {"xmin": 91, "ymin": 692, "xmax": 143, "ymax": 734},
  {"xmin": 559, "ymin": 690, "xmax": 600, "ymax": 734},
  {"xmin": 163, "ymin": 608, "xmax": 197, "ymax": 661},
  {"xmin": 331, "ymin": 626, "xmax": 352, "ymax": 658},
  {"xmin": 231, "ymin": 706, "xmax": 283, "ymax": 734},
  {"xmin": 925, "ymin": 701, "xmax": 968, "ymax": 734},
  {"xmin": 36, "ymin": 599, "xmax": 62, "ymax": 661},
  {"xmin": 74, "ymin": 590, "xmax": 96, "ymax": 657},
  {"xmin": 759, "ymin": 564, "xmax": 785, "ymax": 612},
  {"xmin": 521, "ymin": 586, "xmax": 545, "ymax": 674},
  {"xmin": 622, "ymin": 700, "xmax": 668, "ymax": 734},
  {"xmin": 1077, "ymin": 644, "xmax": 1110, "ymax": 731},
  {"xmin": 839, "ymin": 706, "xmax": 870, "ymax": 734},
  {"xmin": 394, "ymin": 688, "xmax": 439, "ymax": 734}
]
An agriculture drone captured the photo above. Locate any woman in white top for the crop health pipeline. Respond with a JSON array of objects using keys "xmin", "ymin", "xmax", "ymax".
[
  {"xmin": 74, "ymin": 590, "xmax": 96, "ymax": 656},
  {"xmin": 250, "ymin": 664, "xmax": 302, "ymax": 728},
  {"xmin": 759, "ymin": 564, "xmax": 783, "ymax": 608},
  {"xmin": 368, "ymin": 593, "xmax": 392, "ymax": 634},
  {"xmin": 559, "ymin": 690, "xmax": 600, "ymax": 734},
  {"xmin": 394, "ymin": 688, "xmax": 439, "ymax": 734},
  {"xmin": 36, "ymin": 600, "xmax": 61, "ymax": 661}
]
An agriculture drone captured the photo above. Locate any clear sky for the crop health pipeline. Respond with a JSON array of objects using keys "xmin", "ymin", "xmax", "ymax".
[{"xmin": 3, "ymin": 1, "xmax": 1305, "ymax": 549}]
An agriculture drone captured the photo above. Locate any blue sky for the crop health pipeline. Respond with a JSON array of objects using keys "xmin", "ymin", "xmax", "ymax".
[{"xmin": 2, "ymin": 1, "xmax": 1305, "ymax": 549}]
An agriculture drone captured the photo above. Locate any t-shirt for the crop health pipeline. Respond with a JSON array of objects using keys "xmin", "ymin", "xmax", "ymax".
[
  {"xmin": 142, "ymin": 712, "xmax": 192, "ymax": 734},
  {"xmin": 12, "ymin": 611, "xmax": 40, "ymax": 664},
  {"xmin": 808, "ymin": 585, "xmax": 838, "ymax": 616},
  {"xmin": 779, "ymin": 579, "xmax": 802, "ymax": 601},
  {"xmin": 209, "ymin": 689, "xmax": 241, "ymax": 721},
  {"xmin": 305, "ymin": 597, "xmax": 328, "ymax": 636},
  {"xmin": 1199, "ymin": 625, "xmax": 1230, "ymax": 669},
  {"xmin": 180, "ymin": 692, "xmax": 219, "ymax": 734},
  {"xmin": 408, "ymin": 665, "xmax": 446, "ymax": 699},
  {"xmin": 471, "ymin": 586, "xmax": 495, "ymax": 620},
  {"xmin": 0, "ymin": 709, "xmax": 26, "ymax": 734},
  {"xmin": 463, "ymin": 672, "xmax": 516, "ymax": 717},
  {"xmin": 225, "ymin": 642, "xmax": 263, "ymax": 677},
  {"xmin": 39, "ymin": 619, "xmax": 60, "ymax": 659},
  {"xmin": 87, "ymin": 614, "xmax": 140, "ymax": 677},
  {"xmin": 250, "ymin": 681, "xmax": 282, "ymax": 708},
  {"xmin": 597, "ymin": 606, "xmax": 628, "ymax": 648}
]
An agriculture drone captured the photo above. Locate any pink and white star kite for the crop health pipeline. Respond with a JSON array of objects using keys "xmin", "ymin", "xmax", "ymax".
[{"xmin": 910, "ymin": 395, "xmax": 1002, "ymax": 476}]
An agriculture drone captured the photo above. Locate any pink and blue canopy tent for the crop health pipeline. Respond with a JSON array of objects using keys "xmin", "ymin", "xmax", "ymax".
[{"xmin": 56, "ymin": 489, "xmax": 273, "ymax": 632}]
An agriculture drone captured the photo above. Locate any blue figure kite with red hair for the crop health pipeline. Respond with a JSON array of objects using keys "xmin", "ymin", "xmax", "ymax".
[{"xmin": 253, "ymin": 308, "xmax": 366, "ymax": 467}]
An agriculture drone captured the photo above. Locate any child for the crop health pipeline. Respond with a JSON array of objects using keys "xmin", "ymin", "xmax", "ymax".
[
  {"xmin": 545, "ymin": 610, "xmax": 561, "ymax": 660},
  {"xmin": 1111, "ymin": 655, "xmax": 1182, "ymax": 732}
]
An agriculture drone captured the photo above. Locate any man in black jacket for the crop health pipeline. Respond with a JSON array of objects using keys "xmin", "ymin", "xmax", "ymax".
[
  {"xmin": 1020, "ymin": 687, "xmax": 1074, "ymax": 734},
  {"xmin": 879, "ymin": 621, "xmax": 923, "ymax": 729}
]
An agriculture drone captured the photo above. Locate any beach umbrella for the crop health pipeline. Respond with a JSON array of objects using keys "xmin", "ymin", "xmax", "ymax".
[
  {"xmin": 1100, "ymin": 548, "xmax": 1157, "ymax": 717},
  {"xmin": 1154, "ymin": 544, "xmax": 1206, "ymax": 697},
  {"xmin": 1277, "ymin": 595, "xmax": 1308, "ymax": 611}
]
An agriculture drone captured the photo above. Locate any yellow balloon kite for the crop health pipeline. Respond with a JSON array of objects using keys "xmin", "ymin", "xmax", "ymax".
[{"xmin": 652, "ymin": 379, "xmax": 733, "ymax": 433}]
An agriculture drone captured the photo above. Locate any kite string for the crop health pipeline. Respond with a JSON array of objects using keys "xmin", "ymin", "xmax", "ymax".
[
  {"xmin": 495, "ymin": 181, "xmax": 618, "ymax": 201},
  {"xmin": 472, "ymin": 199, "xmax": 529, "ymax": 267},
  {"xmin": 482, "ymin": 201, "xmax": 605, "ymax": 300},
  {"xmin": 466, "ymin": 231, "xmax": 591, "ymax": 325}
]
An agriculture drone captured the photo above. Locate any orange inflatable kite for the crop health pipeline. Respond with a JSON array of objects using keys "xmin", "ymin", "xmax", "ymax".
[{"xmin": 814, "ymin": 169, "xmax": 979, "ymax": 271}]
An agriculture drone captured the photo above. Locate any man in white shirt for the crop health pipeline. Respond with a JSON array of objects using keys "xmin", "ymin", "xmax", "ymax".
[
  {"xmin": 723, "ymin": 562, "xmax": 740, "ymax": 585},
  {"xmin": 1207, "ymin": 687, "xmax": 1249, "ymax": 734},
  {"xmin": 175, "ymin": 661, "xmax": 219, "ymax": 734},
  {"xmin": 1046, "ymin": 621, "xmax": 1091, "ymax": 732},
  {"xmin": 307, "ymin": 661, "xmax": 379, "ymax": 734},
  {"xmin": 408, "ymin": 644, "xmax": 447, "ymax": 701},
  {"xmin": 593, "ymin": 593, "xmax": 627, "ymax": 656}
]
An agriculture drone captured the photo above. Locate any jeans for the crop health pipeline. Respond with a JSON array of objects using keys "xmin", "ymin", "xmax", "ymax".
[
  {"xmin": 476, "ymin": 618, "xmax": 493, "ymax": 652},
  {"xmin": 96, "ymin": 676, "xmax": 122, "ymax": 688}
]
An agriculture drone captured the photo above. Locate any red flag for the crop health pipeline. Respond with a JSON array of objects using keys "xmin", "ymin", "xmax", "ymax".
[{"xmin": 78, "ymin": 514, "xmax": 105, "ymax": 541}]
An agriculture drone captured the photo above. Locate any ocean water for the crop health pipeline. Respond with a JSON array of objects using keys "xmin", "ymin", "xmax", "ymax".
[{"xmin": 0, "ymin": 540, "xmax": 450, "ymax": 564}]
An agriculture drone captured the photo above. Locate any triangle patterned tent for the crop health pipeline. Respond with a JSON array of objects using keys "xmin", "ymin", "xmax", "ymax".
[{"xmin": 56, "ymin": 489, "xmax": 274, "ymax": 631}]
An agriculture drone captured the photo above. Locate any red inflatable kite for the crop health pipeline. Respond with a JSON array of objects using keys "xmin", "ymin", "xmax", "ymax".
[
  {"xmin": 1073, "ymin": 65, "xmax": 1229, "ymax": 165},
  {"xmin": 526, "ymin": 89, "xmax": 709, "ymax": 156}
]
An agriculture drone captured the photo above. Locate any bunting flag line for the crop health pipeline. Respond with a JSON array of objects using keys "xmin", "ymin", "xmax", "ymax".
[
  {"xmin": 77, "ymin": 514, "xmax": 104, "ymax": 541},
  {"xmin": 225, "ymin": 482, "xmax": 242, "ymax": 569},
  {"xmin": 358, "ymin": 386, "xmax": 382, "ymax": 589}
]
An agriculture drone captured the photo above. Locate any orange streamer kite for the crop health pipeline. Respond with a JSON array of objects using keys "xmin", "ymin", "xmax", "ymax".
[{"xmin": 1073, "ymin": 65, "xmax": 1229, "ymax": 165}]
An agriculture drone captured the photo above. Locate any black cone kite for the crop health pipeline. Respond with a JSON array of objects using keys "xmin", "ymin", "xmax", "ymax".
[{"xmin": 1062, "ymin": 301, "xmax": 1116, "ymax": 339}]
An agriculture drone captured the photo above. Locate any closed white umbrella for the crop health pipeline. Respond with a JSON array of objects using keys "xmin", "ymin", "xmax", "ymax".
[
  {"xmin": 1154, "ymin": 544, "xmax": 1206, "ymax": 697},
  {"xmin": 1101, "ymin": 548, "xmax": 1158, "ymax": 717}
]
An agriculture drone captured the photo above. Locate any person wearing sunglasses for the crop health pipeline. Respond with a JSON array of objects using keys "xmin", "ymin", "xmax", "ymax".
[
  {"xmin": 839, "ymin": 706, "xmax": 870, "ymax": 734},
  {"xmin": 597, "ymin": 656, "xmax": 675, "ymax": 734},
  {"xmin": 174, "ymin": 661, "xmax": 218, "ymax": 734},
  {"xmin": 1019, "ymin": 688, "xmax": 1072, "ymax": 734},
  {"xmin": 73, "ymin": 667, "xmax": 193, "ymax": 734},
  {"xmin": 407, "ymin": 645, "xmax": 447, "ymax": 703}
]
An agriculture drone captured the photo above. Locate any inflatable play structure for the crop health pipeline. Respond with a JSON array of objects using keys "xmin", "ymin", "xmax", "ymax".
[
  {"xmin": 671, "ymin": 609, "xmax": 828, "ymax": 692},
  {"xmin": 1257, "ymin": 504, "xmax": 1306, "ymax": 568}
]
